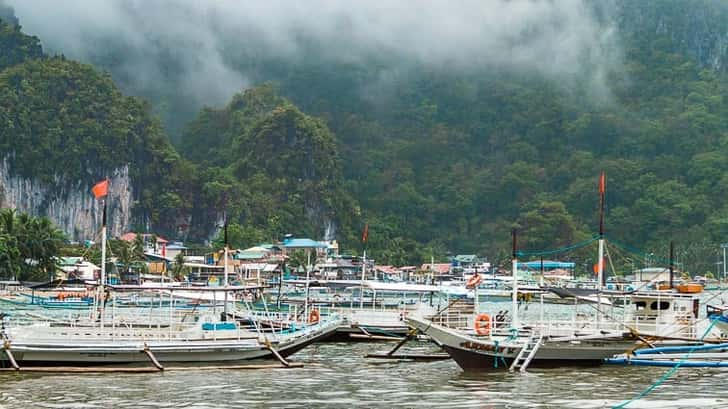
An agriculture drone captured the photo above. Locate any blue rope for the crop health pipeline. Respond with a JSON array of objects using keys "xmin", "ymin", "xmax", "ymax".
[
  {"xmin": 612, "ymin": 318, "xmax": 719, "ymax": 409},
  {"xmin": 493, "ymin": 340, "xmax": 500, "ymax": 368}
]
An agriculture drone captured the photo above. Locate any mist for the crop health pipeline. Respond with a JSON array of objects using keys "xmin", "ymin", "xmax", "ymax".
[{"xmin": 7, "ymin": 0, "xmax": 620, "ymax": 130}]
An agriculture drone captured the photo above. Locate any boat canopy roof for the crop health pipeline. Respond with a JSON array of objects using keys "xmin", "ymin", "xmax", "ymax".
[
  {"xmin": 360, "ymin": 280, "xmax": 440, "ymax": 293},
  {"xmin": 107, "ymin": 284, "xmax": 266, "ymax": 292},
  {"xmin": 521, "ymin": 260, "xmax": 576, "ymax": 269},
  {"xmin": 283, "ymin": 279, "xmax": 440, "ymax": 293}
]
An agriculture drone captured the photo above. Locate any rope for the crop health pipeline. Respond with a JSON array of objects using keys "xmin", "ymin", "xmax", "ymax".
[
  {"xmin": 605, "ymin": 235, "xmax": 673, "ymax": 266},
  {"xmin": 515, "ymin": 235, "xmax": 599, "ymax": 257},
  {"xmin": 612, "ymin": 318, "xmax": 719, "ymax": 409}
]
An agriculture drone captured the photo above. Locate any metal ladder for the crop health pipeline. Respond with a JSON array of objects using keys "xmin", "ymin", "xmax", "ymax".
[{"xmin": 509, "ymin": 331, "xmax": 543, "ymax": 372}]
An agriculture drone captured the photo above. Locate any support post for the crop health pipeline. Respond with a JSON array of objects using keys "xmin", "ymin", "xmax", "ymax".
[
  {"xmin": 264, "ymin": 340, "xmax": 290, "ymax": 367},
  {"xmin": 511, "ymin": 229, "xmax": 519, "ymax": 329},
  {"xmin": 99, "ymin": 197, "xmax": 107, "ymax": 330},
  {"xmin": 360, "ymin": 250, "xmax": 366, "ymax": 309},
  {"xmin": 142, "ymin": 345, "xmax": 164, "ymax": 371},
  {"xmin": 2, "ymin": 342, "xmax": 19, "ymax": 370},
  {"xmin": 669, "ymin": 241, "xmax": 674, "ymax": 289},
  {"xmin": 223, "ymin": 215, "xmax": 229, "ymax": 322}
]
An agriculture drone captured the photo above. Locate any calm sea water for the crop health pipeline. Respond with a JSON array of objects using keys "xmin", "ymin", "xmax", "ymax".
[
  {"xmin": 1, "ymin": 340, "xmax": 726, "ymax": 409},
  {"xmin": 3, "ymin": 294, "xmax": 728, "ymax": 409}
]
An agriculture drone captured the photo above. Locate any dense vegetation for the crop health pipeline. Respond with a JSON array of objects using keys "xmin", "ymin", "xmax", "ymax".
[
  {"xmin": 0, "ymin": 209, "xmax": 64, "ymax": 281},
  {"xmin": 1, "ymin": 1, "xmax": 728, "ymax": 276},
  {"xmin": 181, "ymin": 84, "xmax": 357, "ymax": 245},
  {"xmin": 0, "ymin": 18, "xmax": 195, "ymax": 234}
]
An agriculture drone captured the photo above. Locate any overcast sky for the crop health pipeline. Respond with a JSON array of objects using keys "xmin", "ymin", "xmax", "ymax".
[{"xmin": 7, "ymin": 0, "xmax": 620, "ymax": 109}]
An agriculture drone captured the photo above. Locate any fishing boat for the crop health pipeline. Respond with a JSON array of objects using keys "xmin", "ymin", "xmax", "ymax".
[
  {"xmin": 408, "ymin": 173, "xmax": 714, "ymax": 371},
  {"xmin": 265, "ymin": 280, "xmax": 442, "ymax": 340},
  {"xmin": 0, "ymin": 180, "xmax": 339, "ymax": 368},
  {"xmin": 0, "ymin": 285, "xmax": 341, "ymax": 366}
]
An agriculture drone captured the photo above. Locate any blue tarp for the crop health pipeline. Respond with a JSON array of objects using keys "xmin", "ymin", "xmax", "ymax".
[
  {"xmin": 282, "ymin": 238, "xmax": 328, "ymax": 248},
  {"xmin": 521, "ymin": 260, "xmax": 575, "ymax": 269}
]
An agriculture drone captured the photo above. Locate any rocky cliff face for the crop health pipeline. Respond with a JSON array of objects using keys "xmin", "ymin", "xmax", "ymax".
[
  {"xmin": 0, "ymin": 159, "xmax": 133, "ymax": 240},
  {"xmin": 616, "ymin": 0, "xmax": 728, "ymax": 73}
]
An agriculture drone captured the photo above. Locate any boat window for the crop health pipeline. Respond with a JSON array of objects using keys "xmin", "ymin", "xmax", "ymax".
[
  {"xmin": 650, "ymin": 301, "xmax": 670, "ymax": 310},
  {"xmin": 634, "ymin": 301, "xmax": 646, "ymax": 310}
]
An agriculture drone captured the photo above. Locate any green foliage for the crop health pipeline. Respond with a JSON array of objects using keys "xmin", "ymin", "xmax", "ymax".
[
  {"xmin": 0, "ymin": 19, "xmax": 41, "ymax": 71},
  {"xmin": 0, "ymin": 208, "xmax": 65, "ymax": 281},
  {"xmin": 182, "ymin": 85, "xmax": 357, "ymax": 243},
  {"xmin": 3, "ymin": 6, "xmax": 728, "ymax": 273},
  {"xmin": 0, "ymin": 53, "xmax": 197, "ymax": 237}
]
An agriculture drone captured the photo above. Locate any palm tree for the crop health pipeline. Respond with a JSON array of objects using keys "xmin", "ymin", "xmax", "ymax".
[
  {"xmin": 0, "ymin": 210, "xmax": 64, "ymax": 281},
  {"xmin": 171, "ymin": 252, "xmax": 189, "ymax": 281}
]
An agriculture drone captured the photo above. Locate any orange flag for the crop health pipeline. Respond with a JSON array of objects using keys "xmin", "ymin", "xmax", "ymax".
[
  {"xmin": 92, "ymin": 179, "xmax": 109, "ymax": 199},
  {"xmin": 362, "ymin": 223, "xmax": 369, "ymax": 243},
  {"xmin": 599, "ymin": 171, "xmax": 606, "ymax": 195}
]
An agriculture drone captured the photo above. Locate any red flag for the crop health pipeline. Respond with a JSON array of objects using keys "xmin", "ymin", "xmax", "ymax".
[
  {"xmin": 362, "ymin": 224, "xmax": 369, "ymax": 243},
  {"xmin": 599, "ymin": 171, "xmax": 606, "ymax": 195},
  {"xmin": 92, "ymin": 179, "xmax": 109, "ymax": 199}
]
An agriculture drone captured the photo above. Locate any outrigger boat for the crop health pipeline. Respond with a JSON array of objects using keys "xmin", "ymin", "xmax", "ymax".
[
  {"xmin": 408, "ymin": 182, "xmax": 717, "ymax": 372},
  {"xmin": 261, "ymin": 280, "xmax": 441, "ymax": 340},
  {"xmin": 0, "ymin": 284, "xmax": 340, "ymax": 366},
  {"xmin": 407, "ymin": 238, "xmax": 637, "ymax": 370},
  {"xmin": 0, "ymin": 181, "xmax": 339, "ymax": 368}
]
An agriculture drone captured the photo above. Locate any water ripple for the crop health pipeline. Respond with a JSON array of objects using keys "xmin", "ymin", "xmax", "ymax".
[{"xmin": 2, "ymin": 342, "xmax": 728, "ymax": 408}]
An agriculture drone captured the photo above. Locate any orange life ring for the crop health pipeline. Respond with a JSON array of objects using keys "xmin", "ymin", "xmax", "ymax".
[
  {"xmin": 466, "ymin": 274, "xmax": 482, "ymax": 288},
  {"xmin": 57, "ymin": 292, "xmax": 65, "ymax": 301},
  {"xmin": 308, "ymin": 309, "xmax": 320, "ymax": 324},
  {"xmin": 474, "ymin": 313, "xmax": 491, "ymax": 335}
]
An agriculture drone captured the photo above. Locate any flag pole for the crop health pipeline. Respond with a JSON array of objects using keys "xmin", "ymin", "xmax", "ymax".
[
  {"xmin": 223, "ymin": 213, "xmax": 229, "ymax": 321},
  {"xmin": 99, "ymin": 180, "xmax": 109, "ymax": 330},
  {"xmin": 511, "ymin": 228, "xmax": 519, "ymax": 329},
  {"xmin": 360, "ymin": 224, "xmax": 368, "ymax": 309},
  {"xmin": 597, "ymin": 171, "xmax": 606, "ymax": 329}
]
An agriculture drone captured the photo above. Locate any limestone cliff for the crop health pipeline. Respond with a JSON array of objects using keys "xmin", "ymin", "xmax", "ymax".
[
  {"xmin": 616, "ymin": 0, "xmax": 728, "ymax": 73},
  {"xmin": 0, "ymin": 160, "xmax": 133, "ymax": 240}
]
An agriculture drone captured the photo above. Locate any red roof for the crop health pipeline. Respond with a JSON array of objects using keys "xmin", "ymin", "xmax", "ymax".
[
  {"xmin": 120, "ymin": 232, "xmax": 137, "ymax": 242},
  {"xmin": 420, "ymin": 263, "xmax": 451, "ymax": 274},
  {"xmin": 120, "ymin": 232, "xmax": 168, "ymax": 243}
]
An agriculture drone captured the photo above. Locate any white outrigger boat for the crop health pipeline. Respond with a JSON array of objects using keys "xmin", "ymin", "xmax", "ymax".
[
  {"xmin": 0, "ymin": 185, "xmax": 339, "ymax": 368},
  {"xmin": 0, "ymin": 285, "xmax": 341, "ymax": 367},
  {"xmin": 407, "ymin": 228, "xmax": 714, "ymax": 371},
  {"xmin": 273, "ymin": 280, "xmax": 441, "ymax": 340}
]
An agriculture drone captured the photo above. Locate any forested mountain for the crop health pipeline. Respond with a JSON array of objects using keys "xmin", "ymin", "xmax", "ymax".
[
  {"xmin": 180, "ymin": 84, "xmax": 357, "ymax": 245},
  {"xmin": 1, "ymin": 1, "xmax": 728, "ymax": 273},
  {"xmin": 0, "ymin": 18, "xmax": 195, "ymax": 239}
]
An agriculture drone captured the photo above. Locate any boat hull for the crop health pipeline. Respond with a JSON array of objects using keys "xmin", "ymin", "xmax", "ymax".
[
  {"xmin": 407, "ymin": 316, "xmax": 636, "ymax": 371},
  {"xmin": 2, "ymin": 319, "xmax": 341, "ymax": 366}
]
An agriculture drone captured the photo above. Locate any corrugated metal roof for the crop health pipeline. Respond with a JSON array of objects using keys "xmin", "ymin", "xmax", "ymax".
[{"xmin": 282, "ymin": 238, "xmax": 328, "ymax": 248}]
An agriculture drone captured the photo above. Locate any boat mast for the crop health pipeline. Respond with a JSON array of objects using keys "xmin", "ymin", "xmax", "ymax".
[
  {"xmin": 511, "ymin": 228, "xmax": 519, "ymax": 329},
  {"xmin": 360, "ymin": 223, "xmax": 368, "ymax": 309},
  {"xmin": 100, "ymin": 193, "xmax": 107, "ymax": 330},
  {"xmin": 223, "ymin": 214, "xmax": 229, "ymax": 321},
  {"xmin": 597, "ymin": 171, "xmax": 606, "ymax": 328},
  {"xmin": 360, "ymin": 249, "xmax": 366, "ymax": 309},
  {"xmin": 669, "ymin": 241, "xmax": 674, "ymax": 289}
]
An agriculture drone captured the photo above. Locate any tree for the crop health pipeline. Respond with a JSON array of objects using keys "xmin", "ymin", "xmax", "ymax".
[
  {"xmin": 0, "ymin": 209, "xmax": 65, "ymax": 281},
  {"xmin": 171, "ymin": 252, "xmax": 189, "ymax": 281}
]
